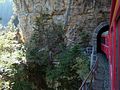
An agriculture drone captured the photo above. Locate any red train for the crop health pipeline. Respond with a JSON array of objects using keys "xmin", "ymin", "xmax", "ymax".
[
  {"xmin": 101, "ymin": 31, "xmax": 109, "ymax": 59},
  {"xmin": 100, "ymin": 0, "xmax": 120, "ymax": 90}
]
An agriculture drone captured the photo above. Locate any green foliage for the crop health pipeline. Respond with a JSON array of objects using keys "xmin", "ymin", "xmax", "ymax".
[
  {"xmin": 79, "ymin": 31, "xmax": 90, "ymax": 47},
  {"xmin": 76, "ymin": 26, "xmax": 90, "ymax": 47},
  {"xmin": 47, "ymin": 45, "xmax": 90, "ymax": 90},
  {"xmin": 28, "ymin": 14, "xmax": 64, "ymax": 49},
  {"xmin": 12, "ymin": 81, "xmax": 32, "ymax": 90},
  {"xmin": 26, "ymin": 13, "xmax": 65, "ymax": 66},
  {"xmin": 25, "ymin": 14, "xmax": 90, "ymax": 90},
  {"xmin": 0, "ymin": 13, "xmax": 90, "ymax": 90},
  {"xmin": 0, "ymin": 31, "xmax": 32, "ymax": 90},
  {"xmin": 25, "ymin": 13, "xmax": 66, "ymax": 89},
  {"xmin": 11, "ymin": 63, "xmax": 32, "ymax": 90}
]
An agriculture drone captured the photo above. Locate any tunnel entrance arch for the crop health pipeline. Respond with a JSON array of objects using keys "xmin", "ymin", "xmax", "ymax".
[
  {"xmin": 97, "ymin": 25, "xmax": 109, "ymax": 52},
  {"xmin": 91, "ymin": 21, "xmax": 109, "ymax": 67}
]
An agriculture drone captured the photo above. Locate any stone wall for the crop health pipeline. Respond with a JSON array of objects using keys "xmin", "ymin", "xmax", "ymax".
[{"xmin": 13, "ymin": 0, "xmax": 111, "ymax": 45}]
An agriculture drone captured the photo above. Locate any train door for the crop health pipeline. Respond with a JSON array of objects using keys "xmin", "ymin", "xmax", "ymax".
[
  {"xmin": 109, "ymin": 26, "xmax": 115, "ymax": 90},
  {"xmin": 109, "ymin": 23, "xmax": 118, "ymax": 90},
  {"xmin": 111, "ymin": 27, "xmax": 115, "ymax": 90},
  {"xmin": 116, "ymin": 17, "xmax": 120, "ymax": 90}
]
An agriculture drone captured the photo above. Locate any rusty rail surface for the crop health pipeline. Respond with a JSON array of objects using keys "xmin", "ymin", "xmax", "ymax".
[{"xmin": 79, "ymin": 58, "xmax": 98, "ymax": 90}]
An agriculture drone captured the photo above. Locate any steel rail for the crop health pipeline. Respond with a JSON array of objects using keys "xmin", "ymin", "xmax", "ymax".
[{"xmin": 79, "ymin": 58, "xmax": 98, "ymax": 90}]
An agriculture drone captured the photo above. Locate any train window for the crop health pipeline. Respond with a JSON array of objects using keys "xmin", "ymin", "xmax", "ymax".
[{"xmin": 101, "ymin": 37, "xmax": 105, "ymax": 44}]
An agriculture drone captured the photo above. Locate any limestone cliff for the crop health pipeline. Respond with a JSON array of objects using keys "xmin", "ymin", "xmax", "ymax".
[{"xmin": 13, "ymin": 0, "xmax": 111, "ymax": 45}]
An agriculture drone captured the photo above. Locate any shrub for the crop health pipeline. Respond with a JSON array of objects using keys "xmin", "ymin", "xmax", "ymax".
[
  {"xmin": 25, "ymin": 14, "xmax": 90, "ymax": 90},
  {"xmin": 47, "ymin": 45, "xmax": 90, "ymax": 90},
  {"xmin": 0, "ymin": 13, "xmax": 90, "ymax": 90}
]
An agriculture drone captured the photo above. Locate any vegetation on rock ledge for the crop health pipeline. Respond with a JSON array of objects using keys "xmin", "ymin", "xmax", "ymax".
[{"xmin": 0, "ymin": 14, "xmax": 90, "ymax": 90}]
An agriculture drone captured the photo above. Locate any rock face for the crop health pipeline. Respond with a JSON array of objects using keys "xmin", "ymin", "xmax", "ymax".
[{"xmin": 13, "ymin": 0, "xmax": 111, "ymax": 45}]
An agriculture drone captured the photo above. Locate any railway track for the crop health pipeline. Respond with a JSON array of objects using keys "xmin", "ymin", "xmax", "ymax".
[
  {"xmin": 92, "ymin": 53, "xmax": 110, "ymax": 90},
  {"xmin": 79, "ymin": 53, "xmax": 110, "ymax": 90}
]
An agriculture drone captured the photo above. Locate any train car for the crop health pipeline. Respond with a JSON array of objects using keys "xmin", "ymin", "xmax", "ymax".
[
  {"xmin": 109, "ymin": 0, "xmax": 120, "ymax": 90},
  {"xmin": 100, "ymin": 31, "xmax": 109, "ymax": 59}
]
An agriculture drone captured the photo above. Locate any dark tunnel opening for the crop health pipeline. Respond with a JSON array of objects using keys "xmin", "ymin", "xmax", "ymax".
[{"xmin": 97, "ymin": 25, "xmax": 109, "ymax": 53}]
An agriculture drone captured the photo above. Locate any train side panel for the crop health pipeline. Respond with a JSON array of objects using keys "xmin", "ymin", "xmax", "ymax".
[
  {"xmin": 109, "ymin": 0, "xmax": 120, "ymax": 90},
  {"xmin": 101, "ymin": 34, "xmax": 109, "ymax": 59}
]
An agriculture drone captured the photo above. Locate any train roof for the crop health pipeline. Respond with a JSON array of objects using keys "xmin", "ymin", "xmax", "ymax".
[
  {"xmin": 101, "ymin": 31, "xmax": 108, "ymax": 36},
  {"xmin": 110, "ymin": 0, "xmax": 120, "ymax": 28}
]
